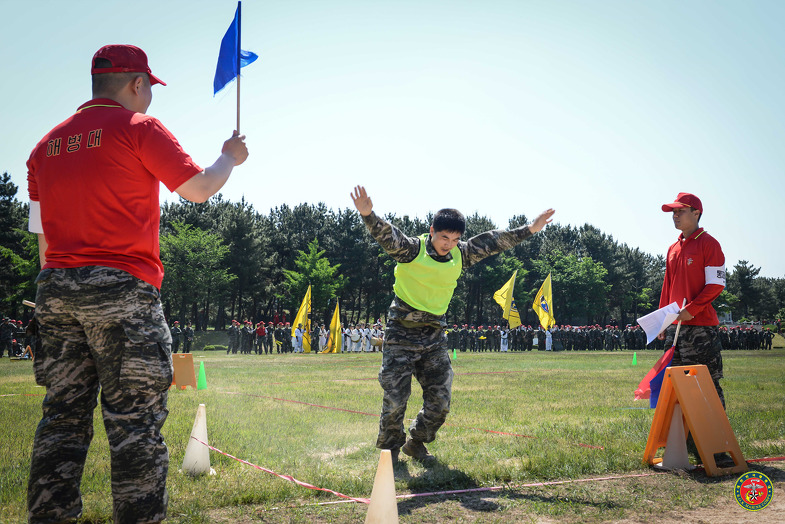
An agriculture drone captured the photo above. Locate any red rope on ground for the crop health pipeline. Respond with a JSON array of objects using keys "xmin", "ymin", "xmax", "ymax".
[
  {"xmin": 447, "ymin": 423, "xmax": 604, "ymax": 449},
  {"xmin": 457, "ymin": 370, "xmax": 528, "ymax": 375},
  {"xmin": 0, "ymin": 393, "xmax": 44, "ymax": 397},
  {"xmin": 744, "ymin": 456, "xmax": 785, "ymax": 463},
  {"xmin": 223, "ymin": 391, "xmax": 604, "ymax": 449},
  {"xmin": 225, "ymin": 391, "xmax": 379, "ymax": 417},
  {"xmin": 4, "ymin": 388, "xmax": 602, "ymax": 448},
  {"xmin": 264, "ymin": 370, "xmax": 525, "ymax": 386},
  {"xmin": 261, "ymin": 455, "xmax": 785, "ymax": 509},
  {"xmin": 192, "ymin": 435, "xmax": 654, "ymax": 507},
  {"xmin": 189, "ymin": 436, "xmax": 370, "ymax": 504},
  {"xmin": 266, "ymin": 377, "xmax": 377, "ymax": 386}
]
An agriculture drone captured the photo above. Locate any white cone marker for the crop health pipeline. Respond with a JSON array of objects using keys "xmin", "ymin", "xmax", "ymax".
[
  {"xmin": 365, "ymin": 449, "xmax": 398, "ymax": 523},
  {"xmin": 181, "ymin": 403, "xmax": 216, "ymax": 476}
]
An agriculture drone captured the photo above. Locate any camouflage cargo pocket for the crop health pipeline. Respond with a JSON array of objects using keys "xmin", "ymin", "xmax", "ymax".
[
  {"xmin": 31, "ymin": 346, "xmax": 49, "ymax": 387},
  {"xmin": 120, "ymin": 320, "xmax": 173, "ymax": 392},
  {"xmin": 31, "ymin": 269, "xmax": 55, "ymax": 387}
]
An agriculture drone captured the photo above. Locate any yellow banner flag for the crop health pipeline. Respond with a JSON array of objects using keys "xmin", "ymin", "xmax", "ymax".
[
  {"xmin": 292, "ymin": 285, "xmax": 312, "ymax": 352},
  {"xmin": 493, "ymin": 270, "xmax": 521, "ymax": 329},
  {"xmin": 532, "ymin": 273, "xmax": 555, "ymax": 330},
  {"xmin": 321, "ymin": 301, "xmax": 342, "ymax": 353}
]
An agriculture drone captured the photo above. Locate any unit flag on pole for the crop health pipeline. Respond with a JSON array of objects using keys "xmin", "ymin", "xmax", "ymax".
[
  {"xmin": 321, "ymin": 301, "xmax": 342, "ymax": 354},
  {"xmin": 532, "ymin": 273, "xmax": 555, "ymax": 330},
  {"xmin": 292, "ymin": 285, "xmax": 311, "ymax": 352},
  {"xmin": 493, "ymin": 270, "xmax": 521, "ymax": 329}
]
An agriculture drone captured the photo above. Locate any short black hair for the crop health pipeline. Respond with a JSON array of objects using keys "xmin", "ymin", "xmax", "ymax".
[
  {"xmin": 91, "ymin": 57, "xmax": 145, "ymax": 96},
  {"xmin": 686, "ymin": 206, "xmax": 702, "ymax": 223},
  {"xmin": 432, "ymin": 208, "xmax": 465, "ymax": 235}
]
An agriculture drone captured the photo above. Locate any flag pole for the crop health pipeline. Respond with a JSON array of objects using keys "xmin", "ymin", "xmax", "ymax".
[
  {"xmin": 236, "ymin": 1, "xmax": 241, "ymax": 132},
  {"xmin": 672, "ymin": 298, "xmax": 688, "ymax": 348}
]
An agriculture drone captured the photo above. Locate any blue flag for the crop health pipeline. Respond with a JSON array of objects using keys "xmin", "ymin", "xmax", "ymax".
[
  {"xmin": 634, "ymin": 346, "xmax": 674, "ymax": 407},
  {"xmin": 648, "ymin": 349, "xmax": 673, "ymax": 408},
  {"xmin": 214, "ymin": 2, "xmax": 258, "ymax": 95}
]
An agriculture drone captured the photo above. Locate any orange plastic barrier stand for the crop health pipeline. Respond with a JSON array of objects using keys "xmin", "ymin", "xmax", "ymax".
[
  {"xmin": 643, "ymin": 364, "xmax": 747, "ymax": 477},
  {"xmin": 172, "ymin": 353, "xmax": 197, "ymax": 390}
]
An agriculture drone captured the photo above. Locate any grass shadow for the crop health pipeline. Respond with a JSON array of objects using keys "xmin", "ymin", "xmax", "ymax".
[
  {"xmin": 398, "ymin": 485, "xmax": 627, "ymax": 516},
  {"xmin": 395, "ymin": 457, "xmax": 626, "ymax": 516},
  {"xmin": 664, "ymin": 461, "xmax": 785, "ymax": 485}
]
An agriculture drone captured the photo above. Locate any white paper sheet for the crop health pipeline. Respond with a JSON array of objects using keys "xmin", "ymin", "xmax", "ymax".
[{"xmin": 637, "ymin": 302, "xmax": 681, "ymax": 345}]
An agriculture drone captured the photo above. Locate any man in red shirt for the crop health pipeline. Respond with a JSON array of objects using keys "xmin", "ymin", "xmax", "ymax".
[
  {"xmin": 658, "ymin": 192, "xmax": 726, "ymax": 407},
  {"xmin": 26, "ymin": 45, "xmax": 248, "ymax": 523}
]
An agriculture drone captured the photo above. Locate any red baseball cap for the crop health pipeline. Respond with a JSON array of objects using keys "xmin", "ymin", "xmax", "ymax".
[
  {"xmin": 91, "ymin": 45, "xmax": 166, "ymax": 86},
  {"xmin": 662, "ymin": 192, "xmax": 703, "ymax": 213}
]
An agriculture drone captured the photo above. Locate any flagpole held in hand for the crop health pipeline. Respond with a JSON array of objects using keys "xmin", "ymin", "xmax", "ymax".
[
  {"xmin": 214, "ymin": 0, "xmax": 257, "ymax": 132},
  {"xmin": 236, "ymin": 1, "xmax": 241, "ymax": 132},
  {"xmin": 634, "ymin": 299, "xmax": 688, "ymax": 404},
  {"xmin": 671, "ymin": 298, "xmax": 688, "ymax": 349},
  {"xmin": 647, "ymin": 298, "xmax": 689, "ymax": 408}
]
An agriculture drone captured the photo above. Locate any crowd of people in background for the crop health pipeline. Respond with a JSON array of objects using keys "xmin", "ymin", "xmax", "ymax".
[
  {"xmin": 219, "ymin": 319, "xmax": 387, "ymax": 354},
  {"xmin": 341, "ymin": 322, "xmax": 385, "ymax": 352},
  {"xmin": 719, "ymin": 325, "xmax": 776, "ymax": 350},
  {"xmin": 157, "ymin": 317, "xmax": 779, "ymax": 355},
  {"xmin": 442, "ymin": 324, "xmax": 650, "ymax": 352},
  {"xmin": 2, "ymin": 313, "xmax": 775, "ymax": 361},
  {"xmin": 1, "ymin": 314, "xmax": 778, "ymax": 361},
  {"xmin": 0, "ymin": 317, "xmax": 36, "ymax": 359},
  {"xmin": 444, "ymin": 323, "xmax": 776, "ymax": 352}
]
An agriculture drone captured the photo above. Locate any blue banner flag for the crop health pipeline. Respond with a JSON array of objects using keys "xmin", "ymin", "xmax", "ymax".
[
  {"xmin": 634, "ymin": 346, "xmax": 674, "ymax": 407},
  {"xmin": 214, "ymin": 1, "xmax": 258, "ymax": 95},
  {"xmin": 648, "ymin": 348, "xmax": 674, "ymax": 408}
]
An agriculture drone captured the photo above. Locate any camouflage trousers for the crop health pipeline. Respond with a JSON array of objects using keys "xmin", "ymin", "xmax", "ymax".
[
  {"xmin": 376, "ymin": 320, "xmax": 453, "ymax": 450},
  {"xmin": 664, "ymin": 324, "xmax": 725, "ymax": 408},
  {"xmin": 29, "ymin": 267, "xmax": 173, "ymax": 524}
]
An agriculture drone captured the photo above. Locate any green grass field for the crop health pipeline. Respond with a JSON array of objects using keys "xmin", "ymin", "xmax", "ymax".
[{"xmin": 2, "ymin": 346, "xmax": 783, "ymax": 523}]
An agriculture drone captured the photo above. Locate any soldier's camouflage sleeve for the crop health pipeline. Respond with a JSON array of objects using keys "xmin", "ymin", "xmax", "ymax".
[
  {"xmin": 361, "ymin": 211, "xmax": 421, "ymax": 263},
  {"xmin": 459, "ymin": 226, "xmax": 533, "ymax": 269}
]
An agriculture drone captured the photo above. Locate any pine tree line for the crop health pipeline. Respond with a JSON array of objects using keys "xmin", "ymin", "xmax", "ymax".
[{"xmin": 2, "ymin": 173, "xmax": 784, "ymax": 329}]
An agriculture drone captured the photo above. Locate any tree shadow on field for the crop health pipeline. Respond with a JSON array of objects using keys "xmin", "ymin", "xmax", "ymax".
[{"xmin": 394, "ymin": 458, "xmax": 625, "ymax": 516}]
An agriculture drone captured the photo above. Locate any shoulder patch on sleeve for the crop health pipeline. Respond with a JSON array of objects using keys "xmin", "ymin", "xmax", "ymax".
[{"xmin": 705, "ymin": 265, "xmax": 726, "ymax": 286}]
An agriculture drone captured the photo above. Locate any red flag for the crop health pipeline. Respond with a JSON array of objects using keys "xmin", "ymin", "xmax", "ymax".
[{"xmin": 634, "ymin": 347, "xmax": 675, "ymax": 401}]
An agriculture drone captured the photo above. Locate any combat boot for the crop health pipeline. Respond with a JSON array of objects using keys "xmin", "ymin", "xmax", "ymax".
[{"xmin": 402, "ymin": 438, "xmax": 434, "ymax": 462}]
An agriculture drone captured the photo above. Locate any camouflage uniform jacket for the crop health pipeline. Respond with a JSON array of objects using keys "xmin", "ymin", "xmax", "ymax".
[{"xmin": 362, "ymin": 211, "xmax": 533, "ymax": 332}]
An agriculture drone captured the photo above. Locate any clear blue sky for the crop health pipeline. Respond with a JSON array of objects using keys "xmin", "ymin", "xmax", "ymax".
[{"xmin": 2, "ymin": 0, "xmax": 783, "ymax": 277}]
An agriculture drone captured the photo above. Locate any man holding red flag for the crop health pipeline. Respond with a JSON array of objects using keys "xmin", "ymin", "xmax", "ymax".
[{"xmin": 658, "ymin": 192, "xmax": 727, "ymax": 407}]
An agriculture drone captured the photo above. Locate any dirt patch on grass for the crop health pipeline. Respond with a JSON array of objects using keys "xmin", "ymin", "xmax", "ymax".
[{"xmin": 312, "ymin": 445, "xmax": 362, "ymax": 461}]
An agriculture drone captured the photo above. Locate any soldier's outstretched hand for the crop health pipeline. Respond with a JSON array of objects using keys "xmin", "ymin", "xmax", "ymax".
[
  {"xmin": 529, "ymin": 208, "xmax": 555, "ymax": 233},
  {"xmin": 351, "ymin": 185, "xmax": 373, "ymax": 216}
]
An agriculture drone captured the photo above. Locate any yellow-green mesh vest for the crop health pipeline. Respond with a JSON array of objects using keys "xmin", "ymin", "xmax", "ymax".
[{"xmin": 393, "ymin": 234, "xmax": 462, "ymax": 315}]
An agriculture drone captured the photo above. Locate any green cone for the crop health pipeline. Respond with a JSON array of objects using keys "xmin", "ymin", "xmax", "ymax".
[
  {"xmin": 197, "ymin": 361, "xmax": 207, "ymax": 390},
  {"xmin": 632, "ymin": 352, "xmax": 637, "ymax": 366},
  {"xmin": 453, "ymin": 348, "xmax": 457, "ymax": 360}
]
